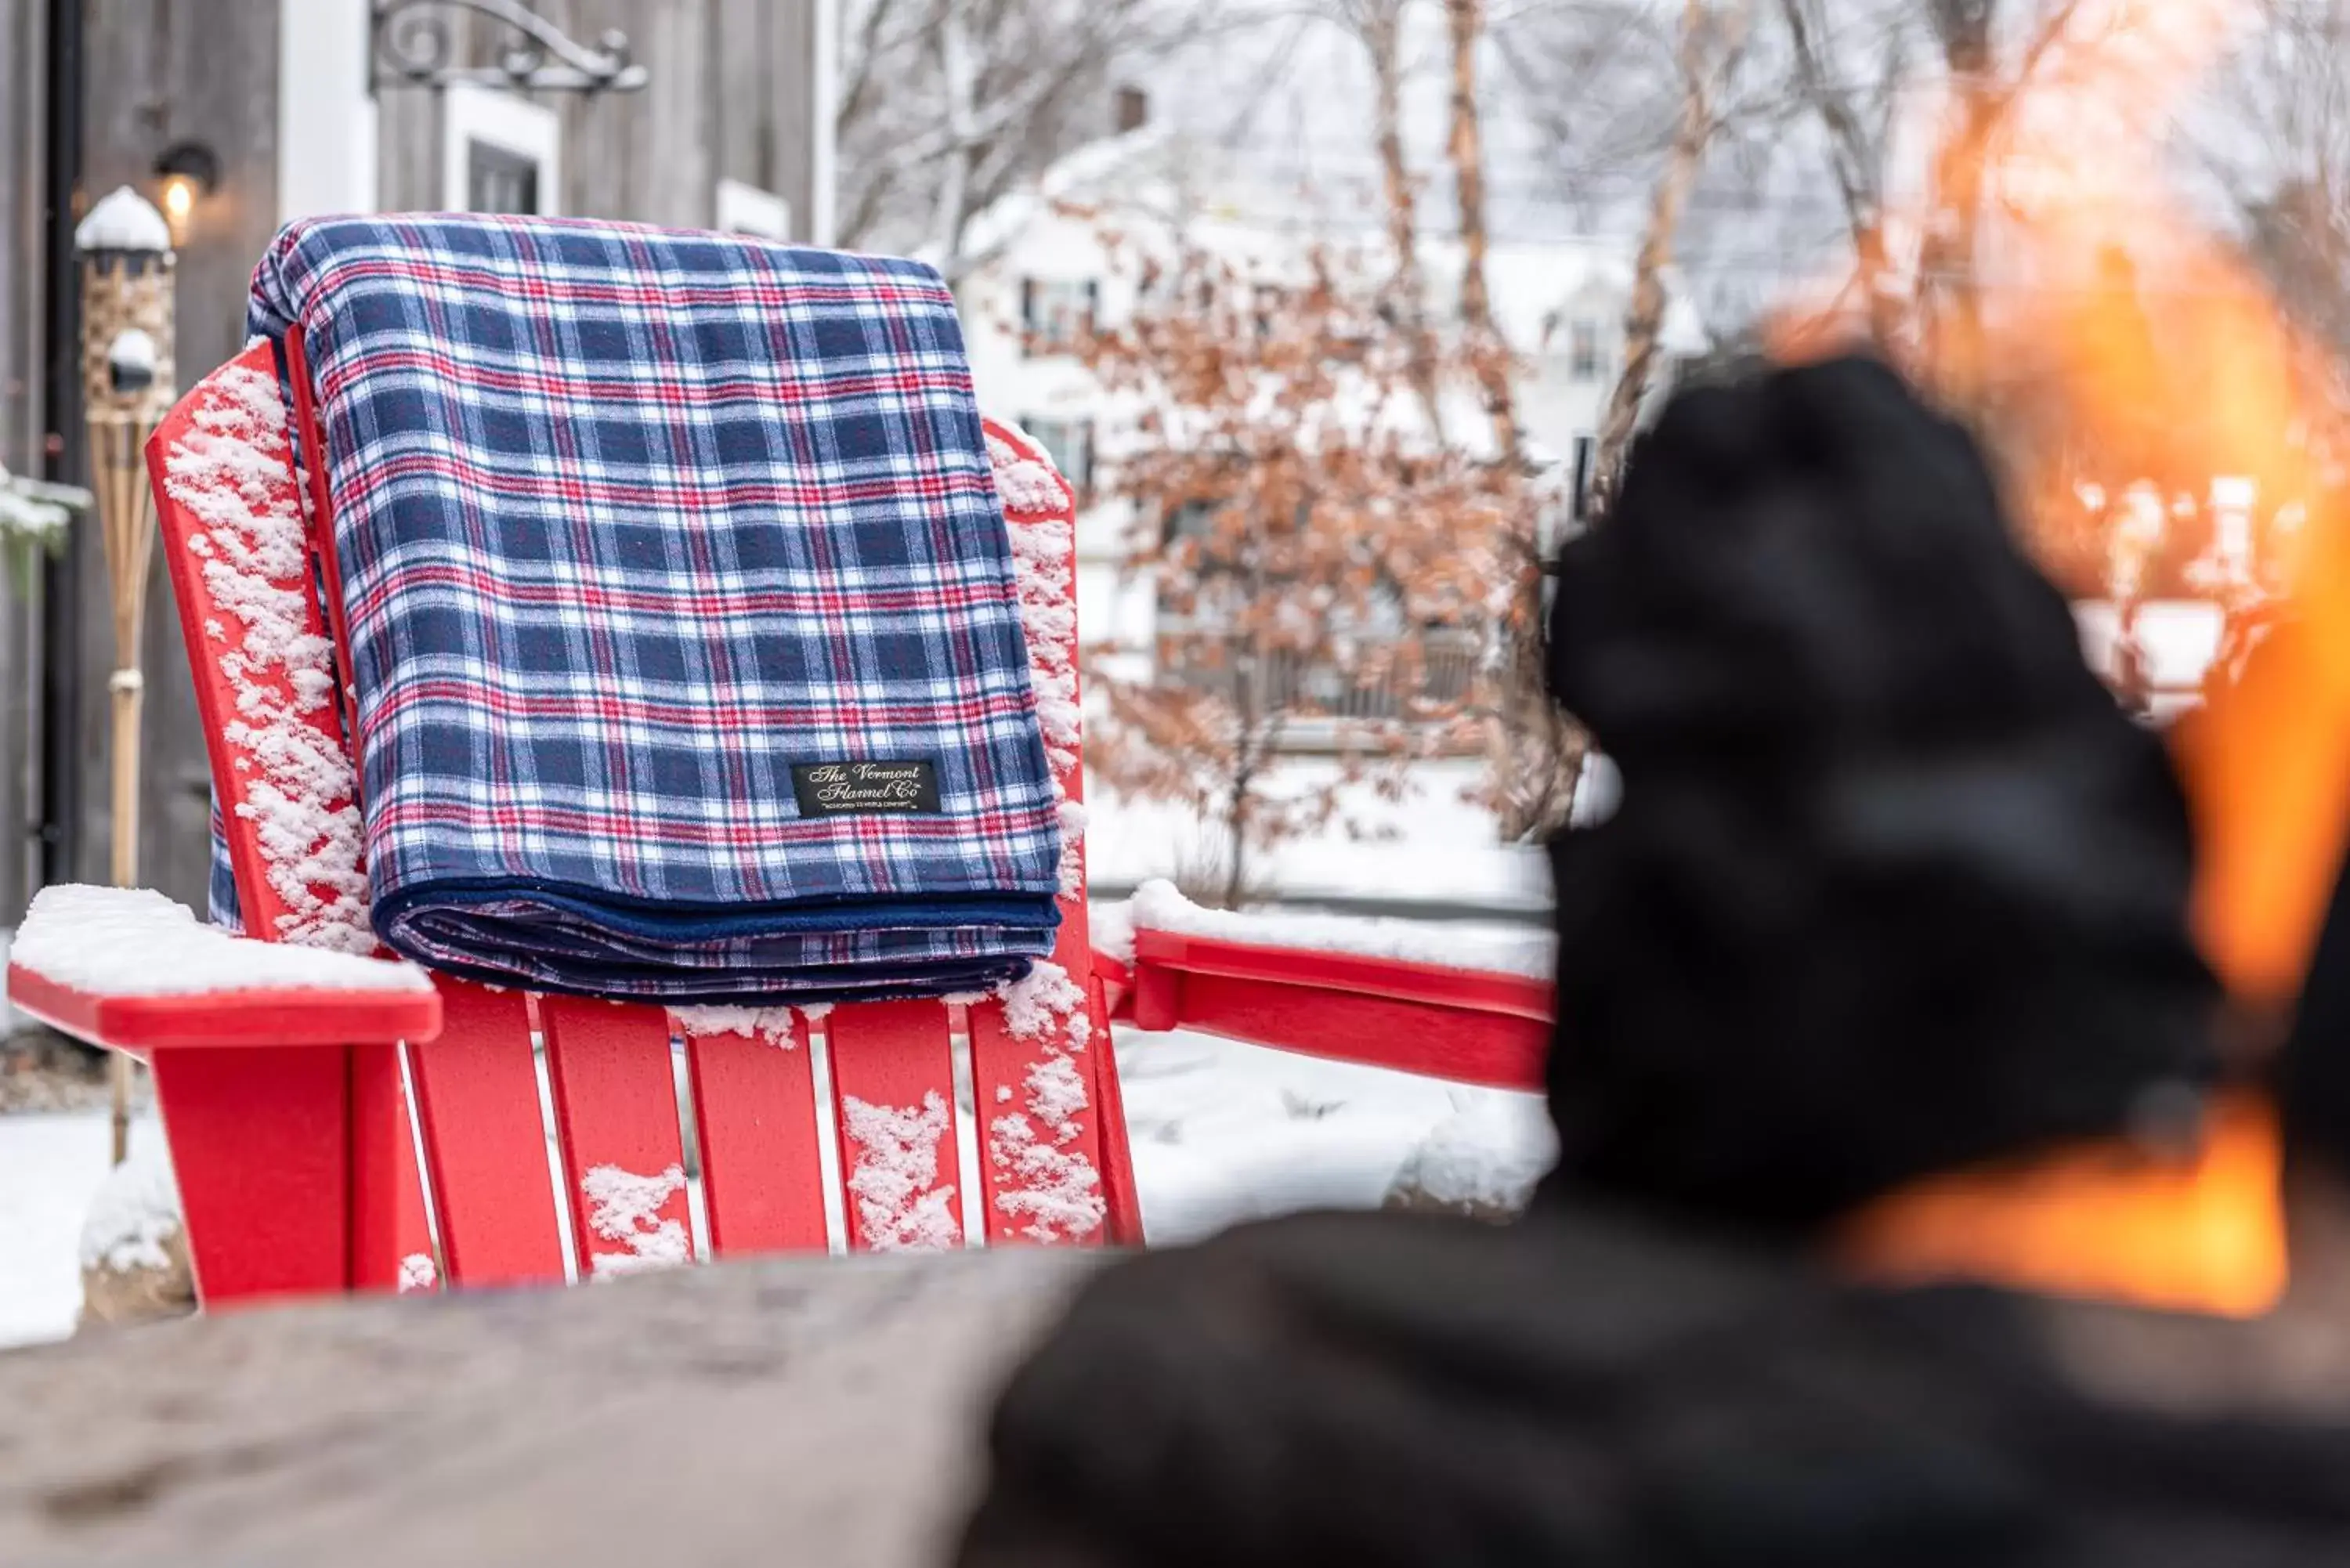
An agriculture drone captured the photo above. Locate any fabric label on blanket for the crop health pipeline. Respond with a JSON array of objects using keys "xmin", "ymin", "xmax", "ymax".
[{"xmin": 790, "ymin": 761, "xmax": 945, "ymax": 817}]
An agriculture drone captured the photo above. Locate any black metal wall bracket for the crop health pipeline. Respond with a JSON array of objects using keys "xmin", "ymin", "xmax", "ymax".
[{"xmin": 371, "ymin": 0, "xmax": 650, "ymax": 96}]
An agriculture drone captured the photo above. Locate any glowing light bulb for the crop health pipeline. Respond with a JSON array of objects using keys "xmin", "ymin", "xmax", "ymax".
[{"xmin": 159, "ymin": 175, "xmax": 195, "ymax": 239}]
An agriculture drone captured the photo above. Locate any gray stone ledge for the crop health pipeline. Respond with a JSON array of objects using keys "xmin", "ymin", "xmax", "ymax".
[{"xmin": 0, "ymin": 1248, "xmax": 1101, "ymax": 1568}]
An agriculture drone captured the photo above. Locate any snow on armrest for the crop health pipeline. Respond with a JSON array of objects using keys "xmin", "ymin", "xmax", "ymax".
[
  {"xmin": 7, "ymin": 885, "xmax": 442, "ymax": 1051},
  {"xmin": 1088, "ymin": 898, "xmax": 1135, "ymax": 970},
  {"xmin": 1127, "ymin": 880, "xmax": 1554, "ymax": 979},
  {"xmin": 1119, "ymin": 880, "xmax": 1553, "ymax": 1091}
]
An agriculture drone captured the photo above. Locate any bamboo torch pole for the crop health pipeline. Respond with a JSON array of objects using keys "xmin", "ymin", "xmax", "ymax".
[{"xmin": 74, "ymin": 188, "xmax": 176, "ymax": 1167}]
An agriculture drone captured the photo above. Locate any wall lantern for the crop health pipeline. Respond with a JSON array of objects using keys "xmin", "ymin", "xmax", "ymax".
[{"xmin": 150, "ymin": 140, "xmax": 221, "ymax": 245}]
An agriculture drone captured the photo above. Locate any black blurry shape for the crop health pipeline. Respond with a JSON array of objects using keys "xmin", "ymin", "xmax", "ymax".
[
  {"xmin": 1540, "ymin": 356, "xmax": 2218, "ymax": 1232},
  {"xmin": 956, "ymin": 1212, "xmax": 2052, "ymax": 1568},
  {"xmin": 956, "ymin": 1211, "xmax": 2350, "ymax": 1568},
  {"xmin": 2277, "ymin": 822, "xmax": 2350, "ymax": 1178}
]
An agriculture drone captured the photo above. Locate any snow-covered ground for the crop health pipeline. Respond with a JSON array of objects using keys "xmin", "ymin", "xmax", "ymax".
[
  {"xmin": 1119, "ymin": 1028, "xmax": 1546, "ymax": 1244},
  {"xmin": 0, "ymin": 1033, "xmax": 1548, "ymax": 1351},
  {"xmin": 2074, "ymin": 599, "xmax": 2225, "ymax": 692},
  {"xmin": 1085, "ymin": 757, "xmax": 1575, "ymax": 911},
  {"xmin": 0, "ymin": 1112, "xmax": 165, "ymax": 1349}
]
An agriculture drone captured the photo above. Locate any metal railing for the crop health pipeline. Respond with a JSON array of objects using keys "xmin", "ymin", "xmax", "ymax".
[{"xmin": 1152, "ymin": 625, "xmax": 1484, "ymax": 746}]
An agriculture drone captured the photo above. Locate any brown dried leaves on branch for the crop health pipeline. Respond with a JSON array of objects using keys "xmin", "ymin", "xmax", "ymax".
[{"xmin": 1080, "ymin": 241, "xmax": 1535, "ymax": 905}]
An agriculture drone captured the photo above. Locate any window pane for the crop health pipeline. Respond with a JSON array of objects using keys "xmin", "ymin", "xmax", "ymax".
[
  {"xmin": 1571, "ymin": 320, "xmax": 1603, "ymax": 381},
  {"xmin": 1024, "ymin": 280, "xmax": 1097, "ymax": 352},
  {"xmin": 468, "ymin": 143, "xmax": 541, "ymax": 215},
  {"xmin": 1021, "ymin": 417, "xmax": 1094, "ymax": 489}
]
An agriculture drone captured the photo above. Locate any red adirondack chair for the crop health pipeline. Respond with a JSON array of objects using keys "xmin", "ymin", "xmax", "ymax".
[{"xmin": 7, "ymin": 330, "xmax": 1553, "ymax": 1313}]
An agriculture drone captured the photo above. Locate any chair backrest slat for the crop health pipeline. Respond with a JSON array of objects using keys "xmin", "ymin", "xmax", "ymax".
[
  {"xmin": 960, "ymin": 423, "xmax": 1125, "ymax": 1248},
  {"xmin": 148, "ymin": 339, "xmax": 364, "ymax": 949}
]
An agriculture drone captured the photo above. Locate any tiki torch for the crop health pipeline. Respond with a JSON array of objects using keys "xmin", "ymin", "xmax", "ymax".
[{"xmin": 74, "ymin": 186, "xmax": 176, "ymax": 1165}]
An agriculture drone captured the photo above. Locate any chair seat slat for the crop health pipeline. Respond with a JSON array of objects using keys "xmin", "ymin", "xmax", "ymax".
[
  {"xmin": 349, "ymin": 1040, "xmax": 439, "ymax": 1294},
  {"xmin": 822, "ymin": 1000, "xmax": 966, "ymax": 1253},
  {"xmin": 680, "ymin": 1014, "xmax": 833, "ymax": 1257},
  {"xmin": 405, "ymin": 981, "xmax": 569, "ymax": 1287},
  {"xmin": 540, "ymin": 999, "xmax": 696, "ymax": 1281},
  {"xmin": 965, "ymin": 992, "xmax": 1112, "ymax": 1248}
]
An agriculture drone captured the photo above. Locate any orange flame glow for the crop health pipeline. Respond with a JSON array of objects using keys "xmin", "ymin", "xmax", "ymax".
[
  {"xmin": 1785, "ymin": 0, "xmax": 2350, "ymax": 1317},
  {"xmin": 1841, "ymin": 1095, "xmax": 2285, "ymax": 1319}
]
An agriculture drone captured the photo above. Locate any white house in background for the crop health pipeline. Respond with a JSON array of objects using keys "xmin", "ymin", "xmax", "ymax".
[{"xmin": 951, "ymin": 128, "xmax": 1709, "ymax": 671}]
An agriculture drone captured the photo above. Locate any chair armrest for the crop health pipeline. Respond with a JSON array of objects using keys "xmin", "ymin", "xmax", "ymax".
[
  {"xmin": 7, "ymin": 885, "xmax": 441, "ymax": 1051},
  {"xmin": 1090, "ymin": 949, "xmax": 1133, "ymax": 1021},
  {"xmin": 1117, "ymin": 882, "xmax": 1553, "ymax": 1091}
]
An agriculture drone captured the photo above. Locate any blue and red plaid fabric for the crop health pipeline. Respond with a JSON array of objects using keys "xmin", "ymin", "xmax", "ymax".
[{"xmin": 241, "ymin": 214, "xmax": 1060, "ymax": 1001}]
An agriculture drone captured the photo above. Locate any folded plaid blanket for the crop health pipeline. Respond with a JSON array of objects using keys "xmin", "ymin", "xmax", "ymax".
[{"xmin": 242, "ymin": 215, "xmax": 1061, "ymax": 1001}]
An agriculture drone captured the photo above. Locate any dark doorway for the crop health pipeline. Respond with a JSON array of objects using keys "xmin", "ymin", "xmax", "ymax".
[{"xmin": 467, "ymin": 142, "xmax": 541, "ymax": 215}]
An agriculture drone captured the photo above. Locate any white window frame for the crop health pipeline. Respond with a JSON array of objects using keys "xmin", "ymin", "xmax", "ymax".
[
  {"xmin": 1022, "ymin": 278, "xmax": 1099, "ymax": 356},
  {"xmin": 443, "ymin": 83, "xmax": 561, "ymax": 215},
  {"xmin": 811, "ymin": 0, "xmax": 841, "ymax": 244},
  {"xmin": 278, "ymin": 0, "xmax": 379, "ymax": 221},
  {"xmin": 717, "ymin": 178, "xmax": 793, "ymax": 240},
  {"xmin": 1021, "ymin": 414, "xmax": 1094, "ymax": 491},
  {"xmin": 1569, "ymin": 319, "xmax": 1605, "ymax": 383}
]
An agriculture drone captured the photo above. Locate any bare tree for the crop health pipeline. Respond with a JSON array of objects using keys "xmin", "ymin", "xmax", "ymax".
[
  {"xmin": 1435, "ymin": 0, "xmax": 1594, "ymax": 840},
  {"xmin": 1773, "ymin": 0, "xmax": 1914, "ymax": 344},
  {"xmin": 1083, "ymin": 241, "xmax": 1508, "ymax": 905},
  {"xmin": 1497, "ymin": 0, "xmax": 1684, "ymax": 224},
  {"xmin": 1444, "ymin": 0, "xmax": 1520, "ymax": 460},
  {"xmin": 836, "ymin": 0, "xmax": 1227, "ymax": 281},
  {"xmin": 1321, "ymin": 0, "xmax": 1451, "ymax": 437},
  {"xmin": 2201, "ymin": 0, "xmax": 2350, "ymax": 367},
  {"xmin": 1907, "ymin": 0, "xmax": 2088, "ymax": 406},
  {"xmin": 1591, "ymin": 0, "xmax": 1752, "ymax": 504}
]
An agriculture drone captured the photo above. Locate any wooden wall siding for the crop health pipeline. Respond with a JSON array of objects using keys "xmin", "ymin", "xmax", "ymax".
[
  {"xmin": 373, "ymin": 42, "xmax": 439, "ymax": 217},
  {"xmin": 753, "ymin": 0, "xmax": 826, "ymax": 244},
  {"xmin": 0, "ymin": 0, "xmax": 42, "ymax": 924},
  {"xmin": 378, "ymin": 0, "xmax": 825, "ymax": 240},
  {"xmin": 75, "ymin": 0, "xmax": 282, "ymax": 912},
  {"xmin": 560, "ymin": 0, "xmax": 712, "ymax": 228},
  {"xmin": 22, "ymin": 0, "xmax": 826, "ymax": 919}
]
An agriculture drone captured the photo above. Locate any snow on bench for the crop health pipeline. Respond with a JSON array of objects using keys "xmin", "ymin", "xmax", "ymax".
[
  {"xmin": 6, "ymin": 885, "xmax": 440, "ymax": 1050},
  {"xmin": 1112, "ymin": 880, "xmax": 1554, "ymax": 1091}
]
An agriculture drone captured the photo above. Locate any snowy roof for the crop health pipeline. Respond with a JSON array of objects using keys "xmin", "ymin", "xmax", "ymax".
[
  {"xmin": 964, "ymin": 132, "xmax": 1707, "ymax": 359},
  {"xmin": 1459, "ymin": 243, "xmax": 1710, "ymax": 359},
  {"xmin": 953, "ymin": 124, "xmax": 1190, "ymax": 268},
  {"xmin": 108, "ymin": 328, "xmax": 159, "ymax": 374},
  {"xmin": 74, "ymin": 186, "xmax": 172, "ymax": 255}
]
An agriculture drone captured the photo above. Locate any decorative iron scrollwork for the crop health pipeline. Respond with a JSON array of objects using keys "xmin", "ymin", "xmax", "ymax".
[{"xmin": 372, "ymin": 0, "xmax": 649, "ymax": 95}]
